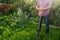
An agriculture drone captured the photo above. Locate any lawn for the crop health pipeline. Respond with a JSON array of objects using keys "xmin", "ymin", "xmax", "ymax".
[
  {"xmin": 15, "ymin": 24, "xmax": 60, "ymax": 40},
  {"xmin": 0, "ymin": 23, "xmax": 60, "ymax": 40},
  {"xmin": 0, "ymin": 15, "xmax": 60, "ymax": 40}
]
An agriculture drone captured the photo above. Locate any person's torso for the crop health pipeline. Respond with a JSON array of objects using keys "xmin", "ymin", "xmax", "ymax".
[
  {"xmin": 37, "ymin": 0, "xmax": 50, "ymax": 16},
  {"xmin": 38, "ymin": 0, "xmax": 49, "ymax": 8}
]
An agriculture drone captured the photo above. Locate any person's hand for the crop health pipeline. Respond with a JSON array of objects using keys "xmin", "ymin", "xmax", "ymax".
[
  {"xmin": 39, "ymin": 8, "xmax": 43, "ymax": 11},
  {"xmin": 39, "ymin": 11, "xmax": 42, "ymax": 15},
  {"xmin": 39, "ymin": 10, "xmax": 43, "ymax": 15},
  {"xmin": 39, "ymin": 8, "xmax": 44, "ymax": 14}
]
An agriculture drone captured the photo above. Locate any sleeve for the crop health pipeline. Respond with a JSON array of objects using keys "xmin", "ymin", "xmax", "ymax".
[{"xmin": 36, "ymin": 0, "xmax": 39, "ymax": 8}]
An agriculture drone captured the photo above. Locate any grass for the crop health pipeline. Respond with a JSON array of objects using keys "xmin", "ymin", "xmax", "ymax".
[
  {"xmin": 22, "ymin": 25, "xmax": 60, "ymax": 40},
  {"xmin": 0, "ymin": 22, "xmax": 60, "ymax": 40}
]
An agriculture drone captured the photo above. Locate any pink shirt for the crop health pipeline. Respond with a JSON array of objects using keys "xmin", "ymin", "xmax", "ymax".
[{"xmin": 36, "ymin": 0, "xmax": 52, "ymax": 16}]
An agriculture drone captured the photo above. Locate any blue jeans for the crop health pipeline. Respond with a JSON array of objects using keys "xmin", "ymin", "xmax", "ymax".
[{"xmin": 38, "ymin": 15, "xmax": 50, "ymax": 33}]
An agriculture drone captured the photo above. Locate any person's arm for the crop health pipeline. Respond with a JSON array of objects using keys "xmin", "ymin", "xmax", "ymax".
[
  {"xmin": 42, "ymin": 6, "xmax": 52, "ymax": 10},
  {"xmin": 36, "ymin": 0, "xmax": 42, "ymax": 11},
  {"xmin": 36, "ymin": 6, "xmax": 44, "ymax": 11},
  {"xmin": 36, "ymin": 6, "xmax": 40, "ymax": 11},
  {"xmin": 43, "ymin": 0, "xmax": 52, "ymax": 10}
]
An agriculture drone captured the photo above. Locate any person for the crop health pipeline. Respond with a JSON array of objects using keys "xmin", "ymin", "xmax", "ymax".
[{"xmin": 36, "ymin": 0, "xmax": 52, "ymax": 38}]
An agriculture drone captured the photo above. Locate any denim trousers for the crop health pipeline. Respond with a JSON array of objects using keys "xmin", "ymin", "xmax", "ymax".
[{"xmin": 38, "ymin": 15, "xmax": 50, "ymax": 33}]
